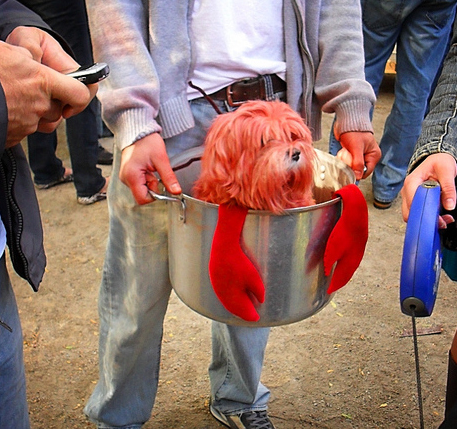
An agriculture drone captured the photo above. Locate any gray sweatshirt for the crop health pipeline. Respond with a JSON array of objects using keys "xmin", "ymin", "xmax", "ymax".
[{"xmin": 86, "ymin": 0, "xmax": 375, "ymax": 150}]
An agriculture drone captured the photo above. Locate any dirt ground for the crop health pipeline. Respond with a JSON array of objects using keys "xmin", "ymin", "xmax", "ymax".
[{"xmin": 13, "ymin": 76, "xmax": 457, "ymax": 429}]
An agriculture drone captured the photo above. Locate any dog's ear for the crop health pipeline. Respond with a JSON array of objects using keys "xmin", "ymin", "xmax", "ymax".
[
  {"xmin": 205, "ymin": 113, "xmax": 246, "ymax": 173},
  {"xmin": 193, "ymin": 113, "xmax": 241, "ymax": 202}
]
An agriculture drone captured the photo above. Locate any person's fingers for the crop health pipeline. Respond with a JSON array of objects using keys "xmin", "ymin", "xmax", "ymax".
[
  {"xmin": 154, "ymin": 160, "xmax": 181, "ymax": 195},
  {"xmin": 362, "ymin": 152, "xmax": 378, "ymax": 179},
  {"xmin": 6, "ymin": 26, "xmax": 80, "ymax": 71},
  {"xmin": 435, "ymin": 157, "xmax": 457, "ymax": 211},
  {"xmin": 142, "ymin": 134, "xmax": 181, "ymax": 195},
  {"xmin": 61, "ymin": 82, "xmax": 98, "ymax": 118},
  {"xmin": 125, "ymin": 171, "xmax": 156, "ymax": 205},
  {"xmin": 440, "ymin": 182, "xmax": 457, "ymax": 212},
  {"xmin": 348, "ymin": 150, "xmax": 365, "ymax": 181},
  {"xmin": 45, "ymin": 69, "xmax": 94, "ymax": 116},
  {"xmin": 119, "ymin": 134, "xmax": 182, "ymax": 205},
  {"xmin": 336, "ymin": 147, "xmax": 353, "ymax": 167},
  {"xmin": 338, "ymin": 132, "xmax": 380, "ymax": 181},
  {"xmin": 36, "ymin": 117, "xmax": 63, "ymax": 134},
  {"xmin": 40, "ymin": 99, "xmax": 63, "ymax": 122},
  {"xmin": 401, "ymin": 173, "xmax": 425, "ymax": 222},
  {"xmin": 400, "ymin": 153, "xmax": 457, "ymax": 223}
]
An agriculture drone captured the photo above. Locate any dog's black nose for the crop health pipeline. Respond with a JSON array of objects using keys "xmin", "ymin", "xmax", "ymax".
[{"xmin": 290, "ymin": 149, "xmax": 301, "ymax": 162}]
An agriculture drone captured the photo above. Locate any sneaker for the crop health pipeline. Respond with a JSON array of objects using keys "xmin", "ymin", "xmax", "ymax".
[
  {"xmin": 97, "ymin": 144, "xmax": 113, "ymax": 165},
  {"xmin": 373, "ymin": 198, "xmax": 392, "ymax": 210},
  {"xmin": 35, "ymin": 170, "xmax": 74, "ymax": 189},
  {"xmin": 210, "ymin": 404, "xmax": 276, "ymax": 429}
]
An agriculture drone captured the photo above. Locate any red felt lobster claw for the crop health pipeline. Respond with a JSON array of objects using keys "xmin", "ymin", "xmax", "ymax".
[
  {"xmin": 324, "ymin": 184, "xmax": 368, "ymax": 294},
  {"xmin": 208, "ymin": 204, "xmax": 265, "ymax": 322}
]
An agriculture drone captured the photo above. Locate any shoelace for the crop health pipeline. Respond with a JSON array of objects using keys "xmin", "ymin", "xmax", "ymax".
[{"xmin": 242, "ymin": 410, "xmax": 274, "ymax": 429}]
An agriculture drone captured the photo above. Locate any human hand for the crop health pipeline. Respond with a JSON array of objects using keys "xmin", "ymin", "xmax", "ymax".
[
  {"xmin": 6, "ymin": 27, "xmax": 97, "ymax": 114},
  {"xmin": 119, "ymin": 133, "xmax": 182, "ymax": 205},
  {"xmin": 7, "ymin": 26, "xmax": 75, "ymax": 67},
  {"xmin": 401, "ymin": 153, "xmax": 457, "ymax": 228},
  {"xmin": 0, "ymin": 41, "xmax": 95, "ymax": 147},
  {"xmin": 338, "ymin": 131, "xmax": 381, "ymax": 180}
]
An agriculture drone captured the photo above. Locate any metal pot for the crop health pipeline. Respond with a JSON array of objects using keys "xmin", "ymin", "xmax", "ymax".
[{"xmin": 153, "ymin": 146, "xmax": 355, "ymax": 327}]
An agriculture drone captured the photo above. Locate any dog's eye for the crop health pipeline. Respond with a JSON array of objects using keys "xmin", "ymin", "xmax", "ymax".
[
  {"xmin": 260, "ymin": 138, "xmax": 266, "ymax": 148},
  {"xmin": 289, "ymin": 149, "xmax": 301, "ymax": 162}
]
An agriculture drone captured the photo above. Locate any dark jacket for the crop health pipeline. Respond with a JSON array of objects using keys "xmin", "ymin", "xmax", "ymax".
[{"xmin": 0, "ymin": 0, "xmax": 49, "ymax": 291}]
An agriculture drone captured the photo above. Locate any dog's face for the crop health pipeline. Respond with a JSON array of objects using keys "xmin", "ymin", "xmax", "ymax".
[{"xmin": 193, "ymin": 100, "xmax": 316, "ymax": 214}]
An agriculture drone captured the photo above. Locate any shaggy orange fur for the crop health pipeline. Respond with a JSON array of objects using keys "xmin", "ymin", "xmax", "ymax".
[{"xmin": 193, "ymin": 100, "xmax": 316, "ymax": 214}]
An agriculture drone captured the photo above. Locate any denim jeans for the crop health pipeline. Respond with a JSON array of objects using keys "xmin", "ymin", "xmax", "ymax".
[
  {"xmin": 0, "ymin": 256, "xmax": 30, "ymax": 429},
  {"xmin": 84, "ymin": 99, "xmax": 270, "ymax": 428},
  {"xmin": 329, "ymin": 0, "xmax": 456, "ymax": 203},
  {"xmin": 27, "ymin": 98, "xmax": 104, "ymax": 197},
  {"xmin": 410, "ymin": 42, "xmax": 457, "ymax": 166},
  {"xmin": 22, "ymin": 0, "xmax": 105, "ymax": 198}
]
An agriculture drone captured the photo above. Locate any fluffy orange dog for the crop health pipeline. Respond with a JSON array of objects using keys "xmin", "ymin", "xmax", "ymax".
[{"xmin": 193, "ymin": 100, "xmax": 316, "ymax": 214}]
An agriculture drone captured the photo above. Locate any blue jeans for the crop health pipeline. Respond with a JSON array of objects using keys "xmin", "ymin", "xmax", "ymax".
[
  {"xmin": 0, "ymin": 256, "xmax": 30, "ymax": 429},
  {"xmin": 27, "ymin": 98, "xmax": 104, "ymax": 197},
  {"xmin": 23, "ymin": 0, "xmax": 105, "ymax": 198},
  {"xmin": 329, "ymin": 0, "xmax": 456, "ymax": 202},
  {"xmin": 83, "ymin": 99, "xmax": 270, "ymax": 428}
]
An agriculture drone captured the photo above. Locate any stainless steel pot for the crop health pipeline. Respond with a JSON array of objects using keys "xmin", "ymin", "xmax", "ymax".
[{"xmin": 153, "ymin": 146, "xmax": 355, "ymax": 327}]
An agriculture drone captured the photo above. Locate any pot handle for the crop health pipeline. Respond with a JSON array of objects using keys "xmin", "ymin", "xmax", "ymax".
[{"xmin": 148, "ymin": 190, "xmax": 187, "ymax": 223}]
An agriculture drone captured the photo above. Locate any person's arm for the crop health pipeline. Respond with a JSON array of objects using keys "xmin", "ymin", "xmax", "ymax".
[
  {"xmin": 315, "ymin": 0, "xmax": 380, "ymax": 179},
  {"xmin": 86, "ymin": 0, "xmax": 180, "ymax": 205},
  {"xmin": 0, "ymin": 1, "xmax": 98, "ymax": 149},
  {"xmin": 401, "ymin": 39, "xmax": 457, "ymax": 225},
  {"xmin": 86, "ymin": 0, "xmax": 162, "ymax": 148},
  {"xmin": 0, "ymin": 40, "xmax": 95, "ymax": 147}
]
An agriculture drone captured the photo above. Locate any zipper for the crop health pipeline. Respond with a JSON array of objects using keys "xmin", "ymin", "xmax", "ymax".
[
  {"xmin": 291, "ymin": 0, "xmax": 314, "ymax": 121},
  {"xmin": 1, "ymin": 149, "xmax": 29, "ymax": 282}
]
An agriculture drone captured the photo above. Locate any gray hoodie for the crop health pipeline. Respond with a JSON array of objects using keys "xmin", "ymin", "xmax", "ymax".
[{"xmin": 87, "ymin": 0, "xmax": 375, "ymax": 149}]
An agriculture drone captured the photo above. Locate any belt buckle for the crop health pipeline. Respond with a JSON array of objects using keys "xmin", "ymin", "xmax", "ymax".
[{"xmin": 226, "ymin": 84, "xmax": 245, "ymax": 108}]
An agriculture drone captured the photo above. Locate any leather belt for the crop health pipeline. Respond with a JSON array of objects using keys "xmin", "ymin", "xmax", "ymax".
[{"xmin": 210, "ymin": 74, "xmax": 286, "ymax": 107}]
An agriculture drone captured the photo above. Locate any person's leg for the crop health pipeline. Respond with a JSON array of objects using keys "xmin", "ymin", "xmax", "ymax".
[
  {"xmin": 182, "ymin": 99, "xmax": 273, "ymax": 415},
  {"xmin": 438, "ymin": 330, "xmax": 457, "ymax": 428},
  {"xmin": 65, "ymin": 98, "xmax": 106, "ymax": 197},
  {"xmin": 23, "ymin": 0, "xmax": 107, "ymax": 198},
  {"xmin": 27, "ymin": 131, "xmax": 67, "ymax": 186},
  {"xmin": 0, "ymin": 256, "xmax": 30, "ymax": 429},
  {"xmin": 371, "ymin": 0, "xmax": 456, "ymax": 203},
  {"xmin": 55, "ymin": 0, "xmax": 106, "ymax": 197},
  {"xmin": 84, "ymin": 99, "xmax": 211, "ymax": 428},
  {"xmin": 83, "ymin": 145, "xmax": 172, "ymax": 429},
  {"xmin": 210, "ymin": 323, "xmax": 271, "ymax": 413}
]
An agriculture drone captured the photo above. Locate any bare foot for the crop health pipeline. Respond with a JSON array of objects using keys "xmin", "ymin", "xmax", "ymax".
[{"xmin": 100, "ymin": 176, "xmax": 110, "ymax": 194}]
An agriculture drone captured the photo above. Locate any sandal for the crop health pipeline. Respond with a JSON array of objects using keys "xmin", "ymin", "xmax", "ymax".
[
  {"xmin": 35, "ymin": 169, "xmax": 74, "ymax": 190},
  {"xmin": 77, "ymin": 177, "xmax": 109, "ymax": 205}
]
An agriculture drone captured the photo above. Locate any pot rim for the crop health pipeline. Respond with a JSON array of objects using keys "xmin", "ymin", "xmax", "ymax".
[{"xmin": 176, "ymin": 192, "xmax": 341, "ymax": 214}]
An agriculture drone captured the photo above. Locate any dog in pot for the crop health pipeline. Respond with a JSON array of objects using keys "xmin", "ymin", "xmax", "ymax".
[
  {"xmin": 191, "ymin": 100, "xmax": 317, "ymax": 322},
  {"xmin": 193, "ymin": 99, "xmax": 316, "ymax": 213}
]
